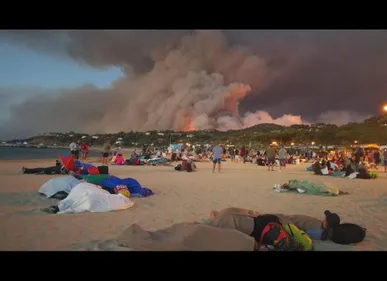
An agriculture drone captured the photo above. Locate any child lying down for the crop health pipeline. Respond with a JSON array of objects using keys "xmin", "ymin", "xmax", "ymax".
[{"xmin": 206, "ymin": 207, "xmax": 366, "ymax": 250}]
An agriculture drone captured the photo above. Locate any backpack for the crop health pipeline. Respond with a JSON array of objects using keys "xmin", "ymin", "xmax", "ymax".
[
  {"xmin": 283, "ymin": 224, "xmax": 313, "ymax": 251},
  {"xmin": 260, "ymin": 222, "xmax": 304, "ymax": 251},
  {"xmin": 331, "ymin": 223, "xmax": 367, "ymax": 245},
  {"xmin": 113, "ymin": 185, "xmax": 130, "ymax": 198},
  {"xmin": 368, "ymin": 171, "xmax": 377, "ymax": 179}
]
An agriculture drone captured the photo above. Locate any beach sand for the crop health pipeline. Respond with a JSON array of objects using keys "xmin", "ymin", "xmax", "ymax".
[{"xmin": 0, "ymin": 158, "xmax": 386, "ymax": 251}]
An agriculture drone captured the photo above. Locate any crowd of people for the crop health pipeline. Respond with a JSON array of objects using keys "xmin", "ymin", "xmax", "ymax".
[
  {"xmin": 67, "ymin": 139, "xmax": 387, "ymax": 176},
  {"xmin": 310, "ymin": 147, "xmax": 387, "ymax": 176}
]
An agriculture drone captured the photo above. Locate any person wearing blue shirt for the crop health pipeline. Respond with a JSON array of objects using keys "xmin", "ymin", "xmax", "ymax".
[{"xmin": 212, "ymin": 144, "xmax": 223, "ymax": 173}]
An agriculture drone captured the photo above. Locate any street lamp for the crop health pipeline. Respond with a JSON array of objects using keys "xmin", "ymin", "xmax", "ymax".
[
  {"xmin": 311, "ymin": 141, "xmax": 315, "ymax": 145},
  {"xmin": 383, "ymin": 105, "xmax": 387, "ymax": 112}
]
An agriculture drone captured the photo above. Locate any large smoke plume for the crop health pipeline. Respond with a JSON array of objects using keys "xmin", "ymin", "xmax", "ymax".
[{"xmin": 1, "ymin": 30, "xmax": 387, "ymax": 138}]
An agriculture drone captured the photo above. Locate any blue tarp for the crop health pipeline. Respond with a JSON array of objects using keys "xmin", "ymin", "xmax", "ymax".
[
  {"xmin": 100, "ymin": 176, "xmax": 143, "ymax": 194},
  {"xmin": 170, "ymin": 144, "xmax": 182, "ymax": 151},
  {"xmin": 75, "ymin": 160, "xmax": 97, "ymax": 174},
  {"xmin": 100, "ymin": 176, "xmax": 154, "ymax": 197}
]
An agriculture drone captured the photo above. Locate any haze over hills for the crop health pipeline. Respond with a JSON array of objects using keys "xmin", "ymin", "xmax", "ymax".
[{"xmin": 4, "ymin": 115, "xmax": 387, "ymax": 147}]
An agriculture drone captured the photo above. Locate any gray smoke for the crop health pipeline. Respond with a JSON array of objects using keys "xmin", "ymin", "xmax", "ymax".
[{"xmin": 1, "ymin": 30, "xmax": 387, "ymax": 139}]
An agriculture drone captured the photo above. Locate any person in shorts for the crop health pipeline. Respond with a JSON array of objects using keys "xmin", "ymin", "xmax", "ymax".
[
  {"xmin": 212, "ymin": 144, "xmax": 223, "ymax": 173},
  {"xmin": 278, "ymin": 146, "xmax": 288, "ymax": 171},
  {"xmin": 101, "ymin": 142, "xmax": 112, "ymax": 165},
  {"xmin": 266, "ymin": 144, "xmax": 276, "ymax": 171}
]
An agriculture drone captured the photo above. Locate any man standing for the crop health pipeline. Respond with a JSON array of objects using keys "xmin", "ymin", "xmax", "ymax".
[
  {"xmin": 266, "ymin": 144, "xmax": 276, "ymax": 171},
  {"xmin": 278, "ymin": 146, "xmax": 288, "ymax": 171},
  {"xmin": 212, "ymin": 144, "xmax": 223, "ymax": 173},
  {"xmin": 101, "ymin": 142, "xmax": 112, "ymax": 165},
  {"xmin": 69, "ymin": 141, "xmax": 79, "ymax": 159}
]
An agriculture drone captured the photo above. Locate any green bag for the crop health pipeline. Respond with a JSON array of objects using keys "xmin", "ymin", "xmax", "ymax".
[
  {"xmin": 283, "ymin": 224, "xmax": 313, "ymax": 251},
  {"xmin": 81, "ymin": 174, "xmax": 110, "ymax": 185}
]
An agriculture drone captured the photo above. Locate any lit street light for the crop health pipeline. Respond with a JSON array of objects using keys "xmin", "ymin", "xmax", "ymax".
[{"xmin": 384, "ymin": 105, "xmax": 387, "ymax": 112}]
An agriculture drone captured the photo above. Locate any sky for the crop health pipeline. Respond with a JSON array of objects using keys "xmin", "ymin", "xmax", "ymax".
[
  {"xmin": 1, "ymin": 30, "xmax": 387, "ymax": 140},
  {"xmin": 0, "ymin": 40, "xmax": 123, "ymax": 122},
  {"xmin": 0, "ymin": 41, "xmax": 123, "ymax": 89}
]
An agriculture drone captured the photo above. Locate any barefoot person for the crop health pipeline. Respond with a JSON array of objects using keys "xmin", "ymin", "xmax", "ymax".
[
  {"xmin": 266, "ymin": 144, "xmax": 276, "ymax": 171},
  {"xmin": 212, "ymin": 144, "xmax": 223, "ymax": 173}
]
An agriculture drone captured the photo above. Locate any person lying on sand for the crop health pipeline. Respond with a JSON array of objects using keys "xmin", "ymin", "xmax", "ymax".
[
  {"xmin": 21, "ymin": 160, "xmax": 63, "ymax": 175},
  {"xmin": 207, "ymin": 207, "xmax": 365, "ymax": 247},
  {"xmin": 174, "ymin": 158, "xmax": 196, "ymax": 172},
  {"xmin": 277, "ymin": 181, "xmax": 349, "ymax": 195},
  {"xmin": 41, "ymin": 182, "xmax": 133, "ymax": 214}
]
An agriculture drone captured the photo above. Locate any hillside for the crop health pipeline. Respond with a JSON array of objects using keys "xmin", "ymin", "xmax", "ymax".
[{"xmin": 6, "ymin": 115, "xmax": 387, "ymax": 148}]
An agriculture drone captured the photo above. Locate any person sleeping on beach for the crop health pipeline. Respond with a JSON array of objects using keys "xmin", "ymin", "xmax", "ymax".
[
  {"xmin": 22, "ymin": 160, "xmax": 63, "ymax": 175},
  {"xmin": 41, "ymin": 182, "xmax": 134, "ymax": 214},
  {"xmin": 274, "ymin": 180, "xmax": 349, "ymax": 196},
  {"xmin": 207, "ymin": 207, "xmax": 366, "ymax": 249}
]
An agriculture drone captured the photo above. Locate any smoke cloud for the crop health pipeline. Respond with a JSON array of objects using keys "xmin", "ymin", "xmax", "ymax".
[{"xmin": 1, "ymin": 30, "xmax": 387, "ymax": 139}]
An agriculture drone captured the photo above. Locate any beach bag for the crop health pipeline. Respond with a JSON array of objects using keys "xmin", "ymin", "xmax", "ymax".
[
  {"xmin": 260, "ymin": 222, "xmax": 294, "ymax": 251},
  {"xmin": 331, "ymin": 223, "xmax": 366, "ymax": 245},
  {"xmin": 260, "ymin": 222, "xmax": 305, "ymax": 251},
  {"xmin": 97, "ymin": 165, "xmax": 109, "ymax": 175},
  {"xmin": 174, "ymin": 164, "xmax": 182, "ymax": 171},
  {"xmin": 113, "ymin": 185, "xmax": 131, "ymax": 198},
  {"xmin": 283, "ymin": 224, "xmax": 313, "ymax": 251}
]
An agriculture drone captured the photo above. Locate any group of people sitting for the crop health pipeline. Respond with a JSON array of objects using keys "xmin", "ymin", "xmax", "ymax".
[{"xmin": 311, "ymin": 157, "xmax": 376, "ymax": 179}]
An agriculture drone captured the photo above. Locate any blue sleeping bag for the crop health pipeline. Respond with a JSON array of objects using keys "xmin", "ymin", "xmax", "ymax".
[
  {"xmin": 100, "ymin": 176, "xmax": 142, "ymax": 194},
  {"xmin": 75, "ymin": 160, "xmax": 97, "ymax": 175}
]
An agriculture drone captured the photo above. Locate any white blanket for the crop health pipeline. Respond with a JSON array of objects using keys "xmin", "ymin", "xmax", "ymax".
[
  {"xmin": 39, "ymin": 176, "xmax": 81, "ymax": 198},
  {"xmin": 58, "ymin": 182, "xmax": 134, "ymax": 214}
]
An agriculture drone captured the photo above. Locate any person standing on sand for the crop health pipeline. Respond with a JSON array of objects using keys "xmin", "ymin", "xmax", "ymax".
[
  {"xmin": 266, "ymin": 144, "xmax": 276, "ymax": 171},
  {"xmin": 81, "ymin": 142, "xmax": 89, "ymax": 160},
  {"xmin": 69, "ymin": 141, "xmax": 80, "ymax": 159},
  {"xmin": 212, "ymin": 144, "xmax": 223, "ymax": 173},
  {"xmin": 278, "ymin": 146, "xmax": 287, "ymax": 171},
  {"xmin": 101, "ymin": 142, "xmax": 112, "ymax": 165}
]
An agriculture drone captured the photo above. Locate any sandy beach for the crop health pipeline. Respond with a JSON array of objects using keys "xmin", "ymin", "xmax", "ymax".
[{"xmin": 0, "ymin": 159, "xmax": 386, "ymax": 251}]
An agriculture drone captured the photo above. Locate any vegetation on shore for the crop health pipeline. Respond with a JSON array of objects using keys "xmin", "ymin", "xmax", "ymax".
[{"xmin": 6, "ymin": 115, "xmax": 387, "ymax": 148}]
